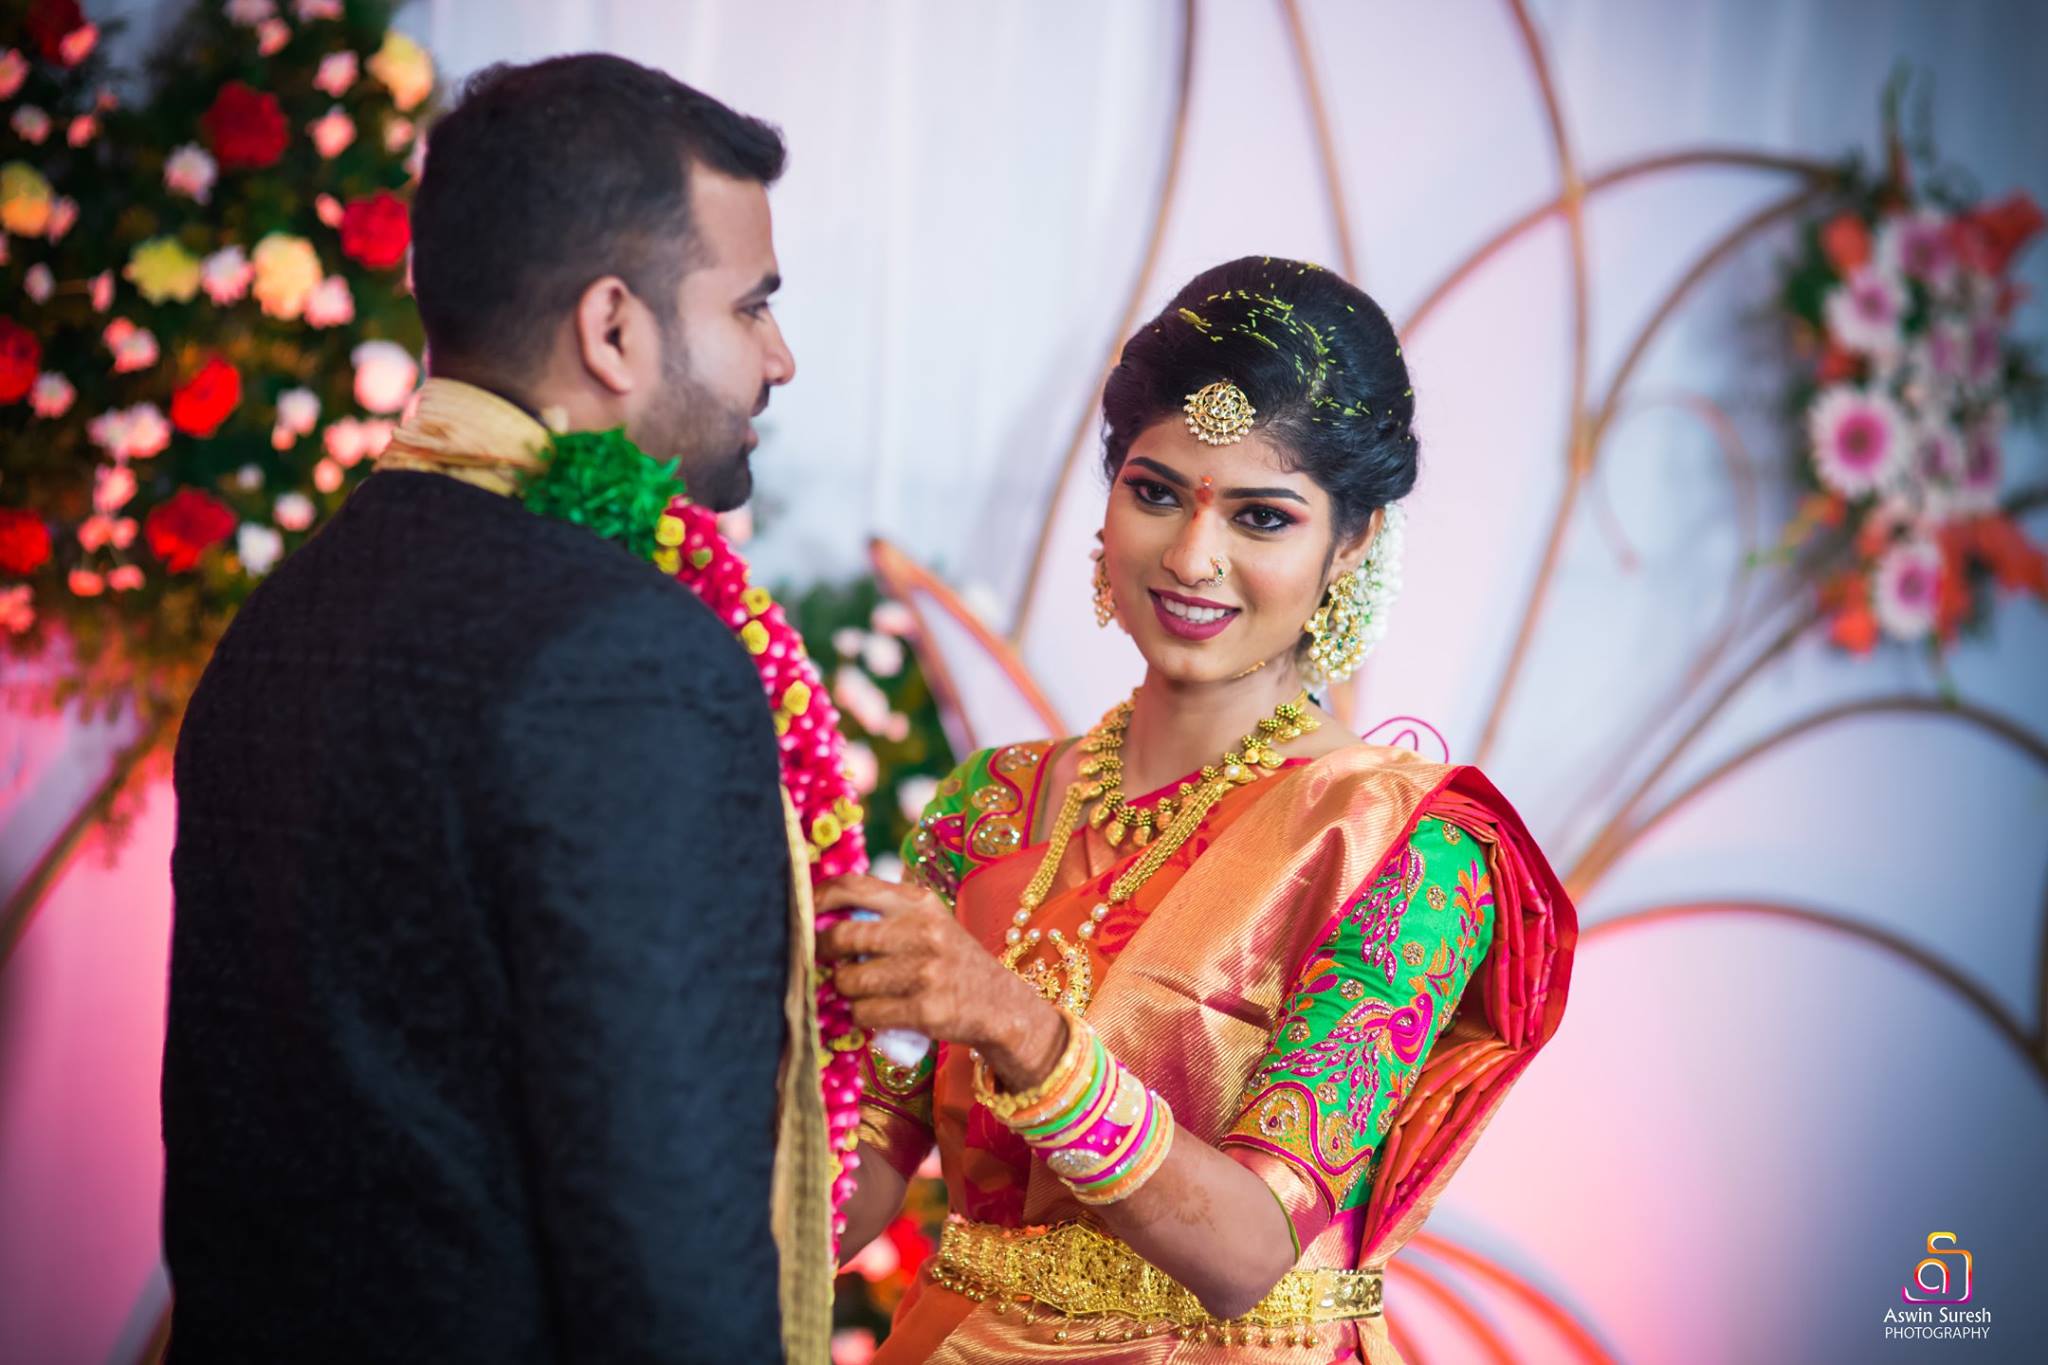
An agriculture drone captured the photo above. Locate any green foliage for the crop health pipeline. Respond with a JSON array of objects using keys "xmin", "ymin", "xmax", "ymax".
[
  {"xmin": 778, "ymin": 574, "xmax": 954, "ymax": 863},
  {"xmin": 521, "ymin": 429, "xmax": 683, "ymax": 562}
]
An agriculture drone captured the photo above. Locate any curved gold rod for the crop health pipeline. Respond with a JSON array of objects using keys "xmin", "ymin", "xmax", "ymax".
[
  {"xmin": 1467, "ymin": 0, "xmax": 1590, "ymax": 767},
  {"xmin": 1571, "ymin": 697, "xmax": 2048, "ymax": 895},
  {"xmin": 1402, "ymin": 148, "xmax": 1837, "ymax": 339},
  {"xmin": 1469, "ymin": 181, "xmax": 1835, "ymax": 765},
  {"xmin": 1277, "ymin": 0, "xmax": 1360, "ymax": 281},
  {"xmin": 1409, "ymin": 1232, "xmax": 1617, "ymax": 1364},
  {"xmin": 1584, "ymin": 900, "xmax": 2048, "ymax": 1090},
  {"xmin": 1010, "ymin": 0, "xmax": 1199, "ymax": 644},
  {"xmin": 1390, "ymin": 1254, "xmax": 1519, "ymax": 1364},
  {"xmin": 1586, "ymin": 187, "xmax": 1831, "ymax": 445},
  {"xmin": 1564, "ymin": 601, "xmax": 1820, "ymax": 894}
]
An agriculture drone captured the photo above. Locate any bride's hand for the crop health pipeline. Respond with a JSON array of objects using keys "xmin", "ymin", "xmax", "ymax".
[{"xmin": 816, "ymin": 874, "xmax": 1068, "ymax": 1091}]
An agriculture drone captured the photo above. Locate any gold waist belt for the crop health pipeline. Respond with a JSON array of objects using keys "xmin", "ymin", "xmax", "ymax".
[{"xmin": 931, "ymin": 1218, "xmax": 1383, "ymax": 1343}]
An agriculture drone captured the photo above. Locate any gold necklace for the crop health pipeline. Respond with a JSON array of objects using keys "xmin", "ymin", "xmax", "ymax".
[{"xmin": 999, "ymin": 690, "xmax": 1317, "ymax": 1011}]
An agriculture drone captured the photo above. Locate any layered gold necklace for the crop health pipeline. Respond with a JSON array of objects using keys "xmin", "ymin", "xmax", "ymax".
[{"xmin": 1000, "ymin": 689, "xmax": 1317, "ymax": 1011}]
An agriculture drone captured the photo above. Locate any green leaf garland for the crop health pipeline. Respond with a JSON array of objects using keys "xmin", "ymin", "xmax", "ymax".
[{"xmin": 518, "ymin": 428, "xmax": 684, "ymax": 561}]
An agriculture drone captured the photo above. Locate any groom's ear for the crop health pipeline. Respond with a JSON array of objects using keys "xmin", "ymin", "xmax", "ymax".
[{"xmin": 572, "ymin": 275, "xmax": 644, "ymax": 397}]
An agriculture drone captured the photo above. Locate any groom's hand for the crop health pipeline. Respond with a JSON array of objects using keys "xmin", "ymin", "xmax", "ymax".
[{"xmin": 817, "ymin": 874, "xmax": 1066, "ymax": 1090}]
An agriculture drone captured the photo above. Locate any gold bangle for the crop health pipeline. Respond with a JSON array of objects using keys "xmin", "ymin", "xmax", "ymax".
[{"xmin": 972, "ymin": 1004, "xmax": 1093, "ymax": 1125}]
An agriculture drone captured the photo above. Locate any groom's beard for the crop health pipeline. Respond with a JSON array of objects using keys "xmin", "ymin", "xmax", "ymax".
[{"xmin": 635, "ymin": 326, "xmax": 758, "ymax": 513}]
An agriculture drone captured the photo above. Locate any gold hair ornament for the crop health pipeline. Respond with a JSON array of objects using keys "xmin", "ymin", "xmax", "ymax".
[{"xmin": 1183, "ymin": 381, "xmax": 1256, "ymax": 446}]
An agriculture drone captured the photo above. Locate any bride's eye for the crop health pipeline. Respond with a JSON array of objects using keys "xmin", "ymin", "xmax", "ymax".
[
  {"xmin": 1237, "ymin": 504, "xmax": 1296, "ymax": 532},
  {"xmin": 1123, "ymin": 477, "xmax": 1178, "ymax": 509}
]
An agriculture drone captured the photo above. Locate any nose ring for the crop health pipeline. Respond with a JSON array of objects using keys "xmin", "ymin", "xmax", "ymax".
[{"xmin": 1195, "ymin": 555, "xmax": 1229, "ymax": 586}]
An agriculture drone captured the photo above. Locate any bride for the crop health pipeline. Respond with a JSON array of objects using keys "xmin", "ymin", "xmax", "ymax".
[{"xmin": 819, "ymin": 255, "xmax": 1577, "ymax": 1363}]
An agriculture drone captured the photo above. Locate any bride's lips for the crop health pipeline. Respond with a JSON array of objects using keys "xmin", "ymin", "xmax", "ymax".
[{"xmin": 1150, "ymin": 588, "xmax": 1241, "ymax": 641}]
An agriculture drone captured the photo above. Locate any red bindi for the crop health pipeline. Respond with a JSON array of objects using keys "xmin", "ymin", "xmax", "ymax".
[{"xmin": 1196, "ymin": 475, "xmax": 1216, "ymax": 508}]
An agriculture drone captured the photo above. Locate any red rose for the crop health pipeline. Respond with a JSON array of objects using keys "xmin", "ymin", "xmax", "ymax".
[
  {"xmin": 0, "ymin": 318, "xmax": 41, "ymax": 404},
  {"xmin": 144, "ymin": 488, "xmax": 237, "ymax": 574},
  {"xmin": 25, "ymin": 0, "xmax": 87, "ymax": 64},
  {"xmin": 339, "ymin": 191, "xmax": 412, "ymax": 271},
  {"xmin": 1819, "ymin": 213, "xmax": 1870, "ymax": 276},
  {"xmin": 1952, "ymin": 191, "xmax": 2046, "ymax": 277},
  {"xmin": 202, "ymin": 81, "xmax": 290, "ymax": 171},
  {"xmin": 0, "ymin": 508, "xmax": 53, "ymax": 576},
  {"xmin": 170, "ymin": 355, "xmax": 243, "ymax": 438}
]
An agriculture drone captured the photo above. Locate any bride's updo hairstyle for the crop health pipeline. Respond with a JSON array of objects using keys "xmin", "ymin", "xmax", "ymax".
[{"xmin": 1101, "ymin": 256, "xmax": 1418, "ymax": 545}]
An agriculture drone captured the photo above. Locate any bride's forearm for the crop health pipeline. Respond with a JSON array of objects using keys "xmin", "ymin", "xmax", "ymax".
[
  {"xmin": 837, "ymin": 1143, "xmax": 913, "ymax": 1267},
  {"xmin": 1089, "ymin": 1133, "xmax": 1299, "ymax": 1321}
]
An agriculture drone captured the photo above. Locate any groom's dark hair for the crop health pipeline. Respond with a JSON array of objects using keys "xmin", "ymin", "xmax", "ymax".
[{"xmin": 411, "ymin": 54, "xmax": 785, "ymax": 378}]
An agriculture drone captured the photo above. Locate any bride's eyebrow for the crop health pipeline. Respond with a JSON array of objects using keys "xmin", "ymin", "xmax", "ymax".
[
  {"xmin": 1127, "ymin": 457, "xmax": 1306, "ymax": 506},
  {"xmin": 1126, "ymin": 457, "xmax": 1189, "ymax": 487}
]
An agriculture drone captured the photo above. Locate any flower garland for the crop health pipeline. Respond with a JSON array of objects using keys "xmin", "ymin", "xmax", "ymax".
[
  {"xmin": 523, "ymin": 430, "xmax": 871, "ymax": 1254},
  {"xmin": 664, "ymin": 497, "xmax": 870, "ymax": 1254},
  {"xmin": 1772, "ymin": 133, "xmax": 2046, "ymax": 655}
]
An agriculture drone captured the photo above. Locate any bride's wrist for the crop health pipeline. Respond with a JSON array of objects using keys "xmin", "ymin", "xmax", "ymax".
[{"xmin": 980, "ymin": 989, "xmax": 1070, "ymax": 1094}]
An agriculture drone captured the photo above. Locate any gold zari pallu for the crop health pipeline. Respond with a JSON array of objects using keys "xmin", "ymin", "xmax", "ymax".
[{"xmin": 931, "ymin": 1218, "xmax": 1382, "ymax": 1344}]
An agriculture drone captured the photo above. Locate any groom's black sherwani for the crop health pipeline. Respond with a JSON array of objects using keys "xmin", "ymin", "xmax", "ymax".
[{"xmin": 164, "ymin": 470, "xmax": 791, "ymax": 1362}]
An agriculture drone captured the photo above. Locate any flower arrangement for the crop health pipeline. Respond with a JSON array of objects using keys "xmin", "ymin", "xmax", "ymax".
[
  {"xmin": 0, "ymin": 0, "xmax": 430, "ymax": 727},
  {"xmin": 1774, "ymin": 114, "xmax": 2046, "ymax": 656}
]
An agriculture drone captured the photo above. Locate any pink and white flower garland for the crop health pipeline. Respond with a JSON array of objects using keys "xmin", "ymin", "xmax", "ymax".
[{"xmin": 664, "ymin": 498, "xmax": 869, "ymax": 1254}]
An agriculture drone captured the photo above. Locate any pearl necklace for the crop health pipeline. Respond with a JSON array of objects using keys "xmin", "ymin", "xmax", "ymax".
[{"xmin": 999, "ymin": 690, "xmax": 1317, "ymax": 1011}]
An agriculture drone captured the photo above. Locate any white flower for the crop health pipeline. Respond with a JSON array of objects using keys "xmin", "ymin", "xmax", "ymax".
[
  {"xmin": 832, "ymin": 664, "xmax": 893, "ymax": 735},
  {"xmin": 275, "ymin": 386, "xmax": 320, "ymax": 436},
  {"xmin": 92, "ymin": 462, "xmax": 137, "ymax": 511},
  {"xmin": 11, "ymin": 105, "xmax": 51, "ymax": 145},
  {"xmin": 832, "ymin": 627, "xmax": 867, "ymax": 659},
  {"xmin": 0, "ymin": 585, "xmax": 33, "ymax": 637},
  {"xmin": 87, "ymin": 403, "xmax": 171, "ymax": 460},
  {"xmin": 1806, "ymin": 386, "xmax": 1907, "ymax": 499},
  {"xmin": 200, "ymin": 245, "xmax": 255, "ymax": 305},
  {"xmin": 862, "ymin": 632, "xmax": 905, "ymax": 678},
  {"xmin": 29, "ymin": 371, "xmax": 74, "ymax": 418},
  {"xmin": 1874, "ymin": 209, "xmax": 1958, "ymax": 292},
  {"xmin": 1873, "ymin": 538, "xmax": 1943, "ymax": 642},
  {"xmin": 896, "ymin": 775, "xmax": 939, "ymax": 824},
  {"xmin": 870, "ymin": 600, "xmax": 916, "ymax": 636},
  {"xmin": 313, "ymin": 51, "xmax": 358, "ymax": 97},
  {"xmin": 308, "ymin": 106, "xmax": 355, "ymax": 159},
  {"xmin": 351, "ymin": 340, "xmax": 418, "ymax": 414},
  {"xmin": 1955, "ymin": 412, "xmax": 2004, "ymax": 516},
  {"xmin": 23, "ymin": 262, "xmax": 53, "ymax": 302},
  {"xmin": 224, "ymin": 0, "xmax": 277, "ymax": 25},
  {"xmin": 0, "ymin": 50, "xmax": 28, "ymax": 102},
  {"xmin": 233, "ymin": 464, "xmax": 265, "ymax": 490},
  {"xmin": 1822, "ymin": 266, "xmax": 1907, "ymax": 359},
  {"xmin": 164, "ymin": 144, "xmax": 219, "ymax": 203},
  {"xmin": 383, "ymin": 116, "xmax": 415, "ymax": 153},
  {"xmin": 102, "ymin": 318, "xmax": 160, "ymax": 374},
  {"xmin": 274, "ymin": 492, "xmax": 315, "ymax": 531},
  {"xmin": 237, "ymin": 523, "xmax": 285, "ymax": 575},
  {"xmin": 44, "ymin": 195, "xmax": 76, "ymax": 241},
  {"xmin": 256, "ymin": 18, "xmax": 289, "ymax": 56},
  {"xmin": 324, "ymin": 416, "xmax": 394, "ymax": 466},
  {"xmin": 304, "ymin": 274, "xmax": 355, "ymax": 327},
  {"xmin": 841, "ymin": 741, "xmax": 879, "ymax": 796}
]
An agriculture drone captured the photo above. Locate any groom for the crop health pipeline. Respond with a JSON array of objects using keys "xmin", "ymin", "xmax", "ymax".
[{"xmin": 165, "ymin": 56, "xmax": 811, "ymax": 1362}]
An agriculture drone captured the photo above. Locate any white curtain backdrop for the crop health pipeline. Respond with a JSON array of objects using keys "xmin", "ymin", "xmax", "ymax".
[{"xmin": 4, "ymin": 2, "xmax": 2046, "ymax": 1362}]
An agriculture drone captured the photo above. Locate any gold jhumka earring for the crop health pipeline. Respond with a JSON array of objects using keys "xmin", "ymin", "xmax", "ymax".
[{"xmin": 1091, "ymin": 538, "xmax": 1116, "ymax": 628}]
